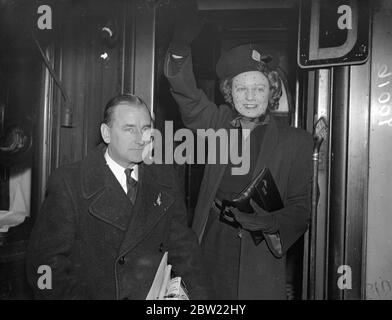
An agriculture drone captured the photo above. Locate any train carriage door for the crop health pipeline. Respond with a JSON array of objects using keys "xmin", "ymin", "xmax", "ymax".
[{"xmin": 155, "ymin": 0, "xmax": 308, "ymax": 299}]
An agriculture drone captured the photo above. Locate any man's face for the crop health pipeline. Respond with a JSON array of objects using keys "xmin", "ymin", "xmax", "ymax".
[
  {"xmin": 100, "ymin": 103, "xmax": 152, "ymax": 167},
  {"xmin": 231, "ymin": 71, "xmax": 270, "ymax": 119}
]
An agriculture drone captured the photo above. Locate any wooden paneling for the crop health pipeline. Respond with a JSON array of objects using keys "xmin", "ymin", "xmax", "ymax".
[
  {"xmin": 52, "ymin": 0, "xmax": 126, "ymax": 167},
  {"xmin": 49, "ymin": 0, "xmax": 159, "ymax": 167}
]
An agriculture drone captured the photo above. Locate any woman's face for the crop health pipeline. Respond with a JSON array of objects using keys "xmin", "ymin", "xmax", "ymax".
[{"xmin": 231, "ymin": 71, "xmax": 270, "ymax": 119}]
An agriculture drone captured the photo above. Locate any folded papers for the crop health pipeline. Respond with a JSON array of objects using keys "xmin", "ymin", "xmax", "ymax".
[{"xmin": 146, "ymin": 252, "xmax": 189, "ymax": 300}]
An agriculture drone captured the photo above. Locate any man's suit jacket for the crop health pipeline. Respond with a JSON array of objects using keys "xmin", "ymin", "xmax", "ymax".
[
  {"xmin": 26, "ymin": 144, "xmax": 212, "ymax": 299},
  {"xmin": 164, "ymin": 49, "xmax": 313, "ymax": 299}
]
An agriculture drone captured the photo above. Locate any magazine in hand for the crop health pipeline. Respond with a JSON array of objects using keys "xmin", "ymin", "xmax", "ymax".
[{"xmin": 146, "ymin": 252, "xmax": 189, "ymax": 300}]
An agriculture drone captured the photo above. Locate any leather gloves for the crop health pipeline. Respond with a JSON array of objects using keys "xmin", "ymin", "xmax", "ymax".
[{"xmin": 231, "ymin": 199, "xmax": 278, "ymax": 234}]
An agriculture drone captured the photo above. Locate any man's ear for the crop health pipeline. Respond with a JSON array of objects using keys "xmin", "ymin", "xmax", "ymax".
[{"xmin": 100, "ymin": 123, "xmax": 111, "ymax": 144}]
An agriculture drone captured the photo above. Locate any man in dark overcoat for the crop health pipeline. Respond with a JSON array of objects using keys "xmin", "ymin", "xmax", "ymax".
[{"xmin": 26, "ymin": 94, "xmax": 212, "ymax": 300}]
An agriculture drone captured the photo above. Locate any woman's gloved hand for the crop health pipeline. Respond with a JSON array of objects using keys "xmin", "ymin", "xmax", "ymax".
[
  {"xmin": 169, "ymin": 0, "xmax": 203, "ymax": 57},
  {"xmin": 231, "ymin": 200, "xmax": 278, "ymax": 234}
]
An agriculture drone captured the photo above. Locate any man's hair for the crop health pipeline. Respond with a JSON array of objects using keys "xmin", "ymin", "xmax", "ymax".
[
  {"xmin": 102, "ymin": 93, "xmax": 148, "ymax": 126},
  {"xmin": 219, "ymin": 62, "xmax": 282, "ymax": 111}
]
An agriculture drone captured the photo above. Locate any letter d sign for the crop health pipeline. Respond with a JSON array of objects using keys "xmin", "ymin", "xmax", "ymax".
[{"xmin": 337, "ymin": 265, "xmax": 352, "ymax": 290}]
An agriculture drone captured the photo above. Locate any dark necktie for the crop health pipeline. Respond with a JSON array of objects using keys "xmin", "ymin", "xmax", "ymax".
[{"xmin": 124, "ymin": 168, "xmax": 137, "ymax": 204}]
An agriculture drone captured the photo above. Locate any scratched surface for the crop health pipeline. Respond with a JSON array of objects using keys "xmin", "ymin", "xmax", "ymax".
[{"xmin": 366, "ymin": 0, "xmax": 392, "ymax": 300}]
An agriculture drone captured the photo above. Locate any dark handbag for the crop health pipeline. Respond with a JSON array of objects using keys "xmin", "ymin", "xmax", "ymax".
[{"xmin": 220, "ymin": 168, "xmax": 284, "ymax": 254}]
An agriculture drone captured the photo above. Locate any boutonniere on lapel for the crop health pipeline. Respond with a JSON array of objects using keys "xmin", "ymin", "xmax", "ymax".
[{"xmin": 153, "ymin": 192, "xmax": 162, "ymax": 207}]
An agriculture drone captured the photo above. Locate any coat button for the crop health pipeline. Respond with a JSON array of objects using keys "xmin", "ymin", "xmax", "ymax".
[{"xmin": 118, "ymin": 256, "xmax": 126, "ymax": 265}]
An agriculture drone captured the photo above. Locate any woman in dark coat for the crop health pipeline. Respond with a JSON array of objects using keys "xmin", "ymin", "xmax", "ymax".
[{"xmin": 164, "ymin": 40, "xmax": 313, "ymax": 299}]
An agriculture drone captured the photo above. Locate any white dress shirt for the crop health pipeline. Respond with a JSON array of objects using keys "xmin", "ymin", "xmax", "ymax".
[{"xmin": 104, "ymin": 149, "xmax": 138, "ymax": 194}]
